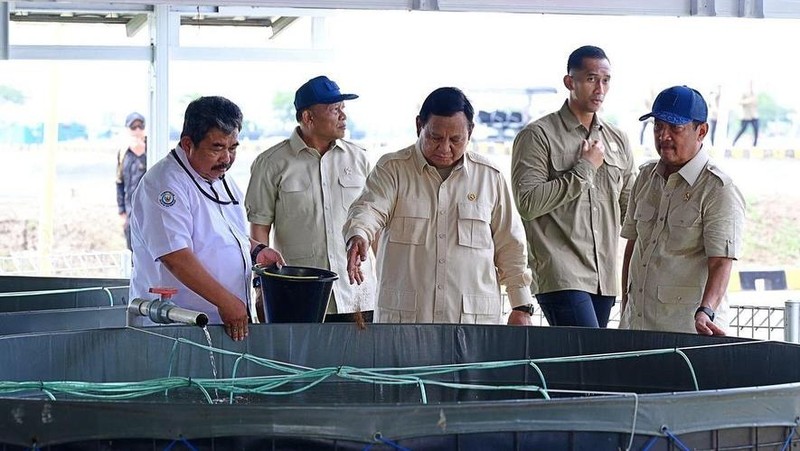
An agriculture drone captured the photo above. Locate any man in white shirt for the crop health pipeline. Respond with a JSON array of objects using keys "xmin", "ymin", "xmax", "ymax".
[{"xmin": 129, "ymin": 96, "xmax": 284, "ymax": 341}]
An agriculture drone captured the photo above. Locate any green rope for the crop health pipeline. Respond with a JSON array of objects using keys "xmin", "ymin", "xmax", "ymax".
[{"xmin": 1, "ymin": 331, "xmax": 756, "ymax": 404}]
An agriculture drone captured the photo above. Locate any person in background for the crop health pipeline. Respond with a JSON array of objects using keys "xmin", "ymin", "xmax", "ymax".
[
  {"xmin": 510, "ymin": 45, "xmax": 635, "ymax": 328},
  {"xmin": 707, "ymin": 86, "xmax": 721, "ymax": 146},
  {"xmin": 116, "ymin": 112, "xmax": 147, "ymax": 250},
  {"xmin": 129, "ymin": 96, "xmax": 284, "ymax": 341},
  {"xmin": 732, "ymin": 80, "xmax": 760, "ymax": 147},
  {"xmin": 620, "ymin": 85, "xmax": 745, "ymax": 335},
  {"xmin": 344, "ymin": 87, "xmax": 533, "ymax": 325},
  {"xmin": 246, "ymin": 75, "xmax": 376, "ymax": 323}
]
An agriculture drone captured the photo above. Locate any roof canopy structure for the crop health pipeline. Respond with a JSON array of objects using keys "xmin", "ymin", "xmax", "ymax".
[{"xmin": 1, "ymin": 0, "xmax": 795, "ymax": 156}]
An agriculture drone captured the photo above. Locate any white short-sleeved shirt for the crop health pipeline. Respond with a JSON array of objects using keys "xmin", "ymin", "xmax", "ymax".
[{"xmin": 129, "ymin": 145, "xmax": 251, "ymax": 325}]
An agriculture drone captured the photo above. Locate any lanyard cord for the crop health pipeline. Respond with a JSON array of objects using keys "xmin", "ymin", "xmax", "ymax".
[{"xmin": 170, "ymin": 149, "xmax": 239, "ymax": 205}]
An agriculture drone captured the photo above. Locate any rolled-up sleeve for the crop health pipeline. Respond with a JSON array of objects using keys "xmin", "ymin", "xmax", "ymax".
[
  {"xmin": 703, "ymin": 183, "xmax": 746, "ymax": 259},
  {"xmin": 244, "ymin": 153, "xmax": 277, "ymax": 226}
]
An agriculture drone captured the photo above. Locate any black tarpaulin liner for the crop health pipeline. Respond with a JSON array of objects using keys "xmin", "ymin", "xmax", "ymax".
[{"xmin": 0, "ymin": 324, "xmax": 799, "ymax": 448}]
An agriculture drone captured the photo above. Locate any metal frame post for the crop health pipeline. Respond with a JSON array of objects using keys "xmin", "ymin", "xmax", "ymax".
[{"xmin": 785, "ymin": 300, "xmax": 800, "ymax": 343}]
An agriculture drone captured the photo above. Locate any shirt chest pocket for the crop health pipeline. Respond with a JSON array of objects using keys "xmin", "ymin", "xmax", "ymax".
[
  {"xmin": 550, "ymin": 148, "xmax": 580, "ymax": 174},
  {"xmin": 388, "ymin": 201, "xmax": 430, "ymax": 245},
  {"xmin": 667, "ymin": 205, "xmax": 702, "ymax": 252},
  {"xmin": 338, "ymin": 174, "xmax": 366, "ymax": 210},
  {"xmin": 594, "ymin": 158, "xmax": 625, "ymax": 201},
  {"xmin": 278, "ymin": 176, "xmax": 312, "ymax": 217},
  {"xmin": 457, "ymin": 202, "xmax": 492, "ymax": 249}
]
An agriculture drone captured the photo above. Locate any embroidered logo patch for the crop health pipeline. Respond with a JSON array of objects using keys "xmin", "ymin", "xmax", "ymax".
[{"xmin": 159, "ymin": 190, "xmax": 176, "ymax": 207}]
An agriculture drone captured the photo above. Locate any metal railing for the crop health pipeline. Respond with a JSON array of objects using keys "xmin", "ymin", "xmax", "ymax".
[
  {"xmin": 0, "ymin": 251, "xmax": 131, "ymax": 278},
  {"xmin": 525, "ymin": 302, "xmax": 788, "ymax": 341}
]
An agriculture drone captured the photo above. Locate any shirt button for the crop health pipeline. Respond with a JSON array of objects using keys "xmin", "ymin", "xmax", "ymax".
[
  {"xmin": 438, "ymin": 258, "xmax": 445, "ymax": 264},
  {"xmin": 437, "ymin": 285, "xmax": 443, "ymax": 290},
  {"xmin": 659, "ymin": 217, "xmax": 664, "ymax": 221},
  {"xmin": 440, "ymin": 209, "xmax": 446, "ymax": 215},
  {"xmin": 438, "ymin": 233, "xmax": 445, "ymax": 239},
  {"xmin": 638, "ymin": 289, "xmax": 643, "ymax": 293}
]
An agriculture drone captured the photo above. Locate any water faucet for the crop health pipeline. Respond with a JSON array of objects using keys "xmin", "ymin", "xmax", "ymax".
[{"xmin": 128, "ymin": 288, "xmax": 209, "ymax": 327}]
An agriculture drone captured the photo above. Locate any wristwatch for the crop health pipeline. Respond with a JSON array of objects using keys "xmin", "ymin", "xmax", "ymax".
[
  {"xmin": 695, "ymin": 306, "xmax": 715, "ymax": 322},
  {"xmin": 512, "ymin": 304, "xmax": 535, "ymax": 316}
]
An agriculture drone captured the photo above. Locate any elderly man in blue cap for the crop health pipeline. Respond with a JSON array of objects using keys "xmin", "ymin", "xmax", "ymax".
[
  {"xmin": 245, "ymin": 75, "xmax": 377, "ymax": 323},
  {"xmin": 620, "ymin": 85, "xmax": 746, "ymax": 336}
]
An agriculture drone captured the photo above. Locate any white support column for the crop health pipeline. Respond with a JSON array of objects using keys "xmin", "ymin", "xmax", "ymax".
[
  {"xmin": 0, "ymin": 2, "xmax": 9, "ymax": 60},
  {"xmin": 149, "ymin": 4, "xmax": 178, "ymax": 164}
]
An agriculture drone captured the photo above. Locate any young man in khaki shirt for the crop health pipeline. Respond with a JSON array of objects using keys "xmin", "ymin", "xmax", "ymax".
[{"xmin": 511, "ymin": 45, "xmax": 635, "ymax": 328}]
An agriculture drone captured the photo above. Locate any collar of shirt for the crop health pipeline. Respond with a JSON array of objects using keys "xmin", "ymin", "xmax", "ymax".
[
  {"xmin": 655, "ymin": 146, "xmax": 710, "ymax": 186},
  {"xmin": 411, "ymin": 141, "xmax": 467, "ymax": 176},
  {"xmin": 172, "ymin": 143, "xmax": 236, "ymax": 198},
  {"xmin": 289, "ymin": 127, "xmax": 343, "ymax": 157},
  {"xmin": 556, "ymin": 100, "xmax": 604, "ymax": 134},
  {"xmin": 173, "ymin": 144, "xmax": 201, "ymax": 179}
]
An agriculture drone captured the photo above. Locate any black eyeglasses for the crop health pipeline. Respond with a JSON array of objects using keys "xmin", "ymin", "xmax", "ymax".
[{"xmin": 129, "ymin": 124, "xmax": 145, "ymax": 130}]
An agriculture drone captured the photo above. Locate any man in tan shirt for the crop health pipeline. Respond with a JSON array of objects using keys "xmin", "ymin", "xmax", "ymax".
[
  {"xmin": 245, "ymin": 75, "xmax": 376, "ymax": 323},
  {"xmin": 344, "ymin": 87, "xmax": 533, "ymax": 325},
  {"xmin": 511, "ymin": 45, "xmax": 635, "ymax": 327},
  {"xmin": 621, "ymin": 85, "xmax": 745, "ymax": 335}
]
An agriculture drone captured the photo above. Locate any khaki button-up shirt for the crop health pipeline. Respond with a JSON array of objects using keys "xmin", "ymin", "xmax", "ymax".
[
  {"xmin": 245, "ymin": 128, "xmax": 376, "ymax": 315},
  {"xmin": 511, "ymin": 101, "xmax": 635, "ymax": 296},
  {"xmin": 343, "ymin": 143, "xmax": 533, "ymax": 324},
  {"xmin": 620, "ymin": 149, "xmax": 745, "ymax": 333}
]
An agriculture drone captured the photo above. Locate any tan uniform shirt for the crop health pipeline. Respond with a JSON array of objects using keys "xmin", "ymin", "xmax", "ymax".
[
  {"xmin": 620, "ymin": 149, "xmax": 745, "ymax": 333},
  {"xmin": 343, "ymin": 143, "xmax": 533, "ymax": 324},
  {"xmin": 511, "ymin": 101, "xmax": 635, "ymax": 296},
  {"xmin": 245, "ymin": 128, "xmax": 376, "ymax": 315}
]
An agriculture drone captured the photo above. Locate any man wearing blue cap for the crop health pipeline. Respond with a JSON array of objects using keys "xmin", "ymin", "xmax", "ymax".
[
  {"xmin": 620, "ymin": 85, "xmax": 746, "ymax": 336},
  {"xmin": 116, "ymin": 112, "xmax": 148, "ymax": 250},
  {"xmin": 246, "ymin": 75, "xmax": 376, "ymax": 323}
]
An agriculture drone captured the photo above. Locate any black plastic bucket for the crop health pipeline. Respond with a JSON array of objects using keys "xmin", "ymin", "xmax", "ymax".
[{"xmin": 254, "ymin": 265, "xmax": 338, "ymax": 323}]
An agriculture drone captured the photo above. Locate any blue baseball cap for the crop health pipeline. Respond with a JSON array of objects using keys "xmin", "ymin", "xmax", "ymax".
[
  {"xmin": 639, "ymin": 85, "xmax": 708, "ymax": 125},
  {"xmin": 294, "ymin": 75, "xmax": 358, "ymax": 112}
]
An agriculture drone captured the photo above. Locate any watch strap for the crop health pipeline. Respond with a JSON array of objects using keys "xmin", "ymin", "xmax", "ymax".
[
  {"xmin": 695, "ymin": 306, "xmax": 715, "ymax": 322},
  {"xmin": 512, "ymin": 304, "xmax": 535, "ymax": 316},
  {"xmin": 251, "ymin": 243, "xmax": 268, "ymax": 265}
]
